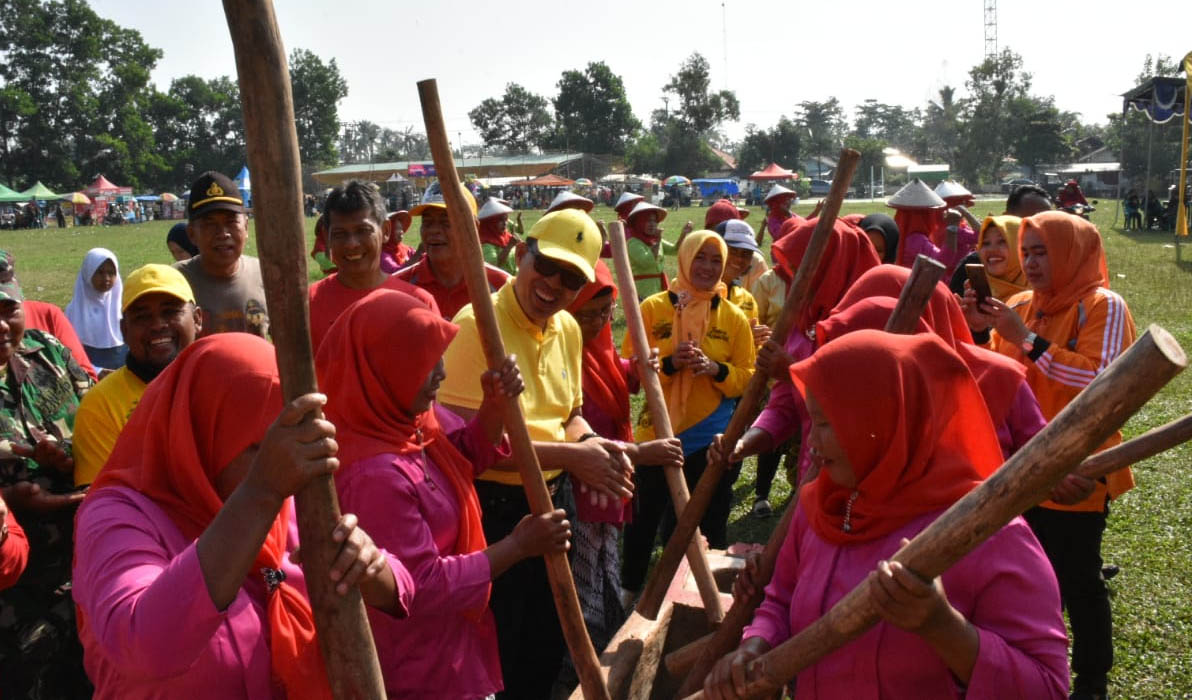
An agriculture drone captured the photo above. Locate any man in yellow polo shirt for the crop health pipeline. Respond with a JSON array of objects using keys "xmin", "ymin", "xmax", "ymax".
[
  {"xmin": 72, "ymin": 265, "xmax": 201, "ymax": 486},
  {"xmin": 439, "ymin": 209, "xmax": 634, "ymax": 699}
]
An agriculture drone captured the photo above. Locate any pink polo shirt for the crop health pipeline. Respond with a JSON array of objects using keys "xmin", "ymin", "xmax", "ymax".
[
  {"xmin": 73, "ymin": 487, "xmax": 413, "ymax": 700},
  {"xmin": 744, "ymin": 507, "xmax": 1068, "ymax": 699}
]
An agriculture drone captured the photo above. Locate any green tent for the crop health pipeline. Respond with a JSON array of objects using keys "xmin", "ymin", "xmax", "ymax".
[
  {"xmin": 19, "ymin": 181, "xmax": 59, "ymax": 201},
  {"xmin": 0, "ymin": 183, "xmax": 25, "ymax": 203}
]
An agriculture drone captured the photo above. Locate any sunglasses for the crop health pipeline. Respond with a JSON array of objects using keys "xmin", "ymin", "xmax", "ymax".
[{"xmin": 528, "ymin": 239, "xmax": 587, "ymax": 291}]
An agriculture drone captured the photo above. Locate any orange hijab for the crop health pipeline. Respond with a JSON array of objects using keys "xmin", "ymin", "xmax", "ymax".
[
  {"xmin": 771, "ymin": 217, "xmax": 881, "ymax": 334},
  {"xmin": 1016, "ymin": 211, "xmax": 1110, "ymax": 345},
  {"xmin": 567, "ymin": 260, "xmax": 631, "ymax": 441},
  {"xmin": 91, "ymin": 334, "xmax": 331, "ymax": 699},
  {"xmin": 977, "ymin": 215, "xmax": 1029, "ymax": 301},
  {"xmin": 668, "ymin": 231, "xmax": 727, "ymax": 427},
  {"xmin": 791, "ymin": 330, "xmax": 1003, "ymax": 545},
  {"xmin": 317, "ymin": 290, "xmax": 487, "ymax": 567}
]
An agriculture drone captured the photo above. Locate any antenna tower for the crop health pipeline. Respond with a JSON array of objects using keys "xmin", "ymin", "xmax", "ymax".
[{"xmin": 983, "ymin": 0, "xmax": 998, "ymax": 59}]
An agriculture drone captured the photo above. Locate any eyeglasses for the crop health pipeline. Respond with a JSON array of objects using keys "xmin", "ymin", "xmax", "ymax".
[
  {"xmin": 528, "ymin": 239, "xmax": 587, "ymax": 291},
  {"xmin": 572, "ymin": 302, "xmax": 616, "ymax": 324}
]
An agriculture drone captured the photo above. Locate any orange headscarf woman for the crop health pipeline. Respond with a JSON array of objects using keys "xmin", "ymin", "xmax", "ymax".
[
  {"xmin": 73, "ymin": 333, "xmax": 411, "ymax": 700},
  {"xmin": 317, "ymin": 290, "xmax": 569, "ymax": 698},
  {"xmin": 962, "ymin": 210, "xmax": 1133, "ymax": 698},
  {"xmin": 976, "ymin": 215, "xmax": 1029, "ymax": 301},
  {"xmin": 621, "ymin": 230, "xmax": 755, "ymax": 592},
  {"xmin": 704, "ymin": 331, "xmax": 1068, "ymax": 699}
]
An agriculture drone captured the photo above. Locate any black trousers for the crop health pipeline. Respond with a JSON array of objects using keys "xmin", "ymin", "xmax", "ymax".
[
  {"xmin": 621, "ymin": 447, "xmax": 741, "ymax": 591},
  {"xmin": 476, "ymin": 478, "xmax": 570, "ymax": 700},
  {"xmin": 754, "ymin": 447, "xmax": 784, "ymax": 501},
  {"xmin": 1023, "ymin": 506, "xmax": 1113, "ymax": 692}
]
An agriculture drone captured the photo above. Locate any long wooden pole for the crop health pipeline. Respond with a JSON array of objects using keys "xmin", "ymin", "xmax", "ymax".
[
  {"xmin": 606, "ymin": 220, "xmax": 724, "ymax": 624},
  {"xmin": 685, "ymin": 325, "xmax": 1186, "ymax": 699},
  {"xmin": 1077, "ymin": 412, "xmax": 1192, "ymax": 481},
  {"xmin": 674, "ymin": 253, "xmax": 945, "ymax": 694},
  {"xmin": 416, "ymin": 79, "xmax": 610, "ymax": 700},
  {"xmin": 221, "ymin": 3, "xmax": 385, "ymax": 697},
  {"xmin": 635, "ymin": 148, "xmax": 861, "ymax": 620}
]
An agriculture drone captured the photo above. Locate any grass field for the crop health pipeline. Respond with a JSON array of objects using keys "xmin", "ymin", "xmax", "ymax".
[{"xmin": 7, "ymin": 199, "xmax": 1191, "ymax": 696}]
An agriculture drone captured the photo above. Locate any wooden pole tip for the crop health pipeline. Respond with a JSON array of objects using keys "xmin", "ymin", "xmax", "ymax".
[{"xmin": 1146, "ymin": 324, "xmax": 1187, "ymax": 368}]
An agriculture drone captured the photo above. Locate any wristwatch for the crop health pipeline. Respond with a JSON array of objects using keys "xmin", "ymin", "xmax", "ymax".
[{"xmin": 1019, "ymin": 332, "xmax": 1038, "ymax": 355}]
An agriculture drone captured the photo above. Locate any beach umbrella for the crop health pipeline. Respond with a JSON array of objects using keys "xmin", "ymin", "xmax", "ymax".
[
  {"xmin": 62, "ymin": 192, "xmax": 91, "ymax": 205},
  {"xmin": 160, "ymin": 193, "xmax": 179, "ymax": 202},
  {"xmin": 574, "ymin": 177, "xmax": 593, "ymax": 187},
  {"xmin": 664, "ymin": 175, "xmax": 691, "ymax": 187}
]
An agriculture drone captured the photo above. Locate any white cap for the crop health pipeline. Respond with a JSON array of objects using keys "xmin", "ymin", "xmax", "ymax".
[
  {"xmin": 764, "ymin": 184, "xmax": 797, "ymax": 203},
  {"xmin": 933, "ymin": 180, "xmax": 972, "ymax": 200},
  {"xmin": 721, "ymin": 219, "xmax": 761, "ymax": 253},
  {"xmin": 615, "ymin": 190, "xmax": 643, "ymax": 212},
  {"xmin": 627, "ymin": 200, "xmax": 667, "ymax": 223},
  {"xmin": 545, "ymin": 190, "xmax": 594, "ymax": 214},
  {"xmin": 477, "ymin": 197, "xmax": 513, "ymax": 220},
  {"xmin": 886, "ymin": 178, "xmax": 946, "ymax": 209}
]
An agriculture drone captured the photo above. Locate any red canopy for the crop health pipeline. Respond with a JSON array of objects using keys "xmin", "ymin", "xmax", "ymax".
[
  {"xmin": 85, "ymin": 174, "xmax": 125, "ymax": 195},
  {"xmin": 506, "ymin": 174, "xmax": 576, "ymax": 187},
  {"xmin": 749, "ymin": 163, "xmax": 798, "ymax": 181}
]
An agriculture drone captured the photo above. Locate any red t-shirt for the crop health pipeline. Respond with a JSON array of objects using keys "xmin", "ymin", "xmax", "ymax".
[
  {"xmin": 394, "ymin": 257, "xmax": 510, "ymax": 320},
  {"xmin": 308, "ymin": 274, "xmax": 440, "ymax": 353}
]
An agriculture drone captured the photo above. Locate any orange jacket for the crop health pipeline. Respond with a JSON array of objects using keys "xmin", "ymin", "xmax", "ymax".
[{"xmin": 992, "ymin": 287, "xmax": 1137, "ymax": 512}]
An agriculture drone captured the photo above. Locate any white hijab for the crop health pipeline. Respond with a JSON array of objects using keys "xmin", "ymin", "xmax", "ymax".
[{"xmin": 65, "ymin": 248, "xmax": 123, "ymax": 349}]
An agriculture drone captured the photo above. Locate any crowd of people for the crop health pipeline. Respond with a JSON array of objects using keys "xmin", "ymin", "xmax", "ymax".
[{"xmin": 0, "ymin": 162, "xmax": 1139, "ymax": 700}]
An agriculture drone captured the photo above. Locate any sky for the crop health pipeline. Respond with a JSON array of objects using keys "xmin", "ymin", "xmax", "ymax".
[{"xmin": 91, "ymin": 0, "xmax": 1191, "ymax": 151}]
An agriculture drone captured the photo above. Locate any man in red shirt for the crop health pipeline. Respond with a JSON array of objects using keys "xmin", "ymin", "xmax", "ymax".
[{"xmin": 395, "ymin": 185, "xmax": 509, "ymax": 320}]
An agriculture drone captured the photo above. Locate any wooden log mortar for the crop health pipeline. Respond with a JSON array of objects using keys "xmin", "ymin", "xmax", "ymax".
[
  {"xmin": 634, "ymin": 148, "xmax": 862, "ymax": 621},
  {"xmin": 684, "ymin": 324, "xmax": 1187, "ymax": 699},
  {"xmin": 221, "ymin": 2, "xmax": 386, "ymax": 697},
  {"xmin": 672, "ymin": 253, "xmax": 945, "ymax": 694},
  {"xmin": 606, "ymin": 220, "xmax": 724, "ymax": 624},
  {"xmin": 416, "ymin": 79, "xmax": 610, "ymax": 700}
]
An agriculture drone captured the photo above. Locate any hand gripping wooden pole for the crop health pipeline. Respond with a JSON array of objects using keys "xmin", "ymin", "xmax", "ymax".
[
  {"xmin": 673, "ymin": 252, "xmax": 945, "ymax": 694},
  {"xmin": 416, "ymin": 79, "xmax": 610, "ymax": 700},
  {"xmin": 606, "ymin": 220, "xmax": 724, "ymax": 624},
  {"xmin": 634, "ymin": 148, "xmax": 861, "ymax": 621},
  {"xmin": 684, "ymin": 325, "xmax": 1186, "ymax": 699},
  {"xmin": 221, "ymin": 2, "xmax": 385, "ymax": 697}
]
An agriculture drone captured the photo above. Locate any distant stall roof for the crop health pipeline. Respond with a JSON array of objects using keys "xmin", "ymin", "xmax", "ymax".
[
  {"xmin": 313, "ymin": 152, "xmax": 587, "ymax": 185},
  {"xmin": 506, "ymin": 174, "xmax": 575, "ymax": 187}
]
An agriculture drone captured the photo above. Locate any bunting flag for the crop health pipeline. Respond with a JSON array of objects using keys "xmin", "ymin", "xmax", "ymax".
[{"xmin": 1179, "ymin": 50, "xmax": 1191, "ymax": 237}]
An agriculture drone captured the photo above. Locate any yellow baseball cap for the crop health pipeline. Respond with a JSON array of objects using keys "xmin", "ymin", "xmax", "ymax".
[
  {"xmin": 526, "ymin": 209, "xmax": 601, "ymax": 282},
  {"xmin": 409, "ymin": 182, "xmax": 478, "ymax": 217},
  {"xmin": 122, "ymin": 264, "xmax": 196, "ymax": 312}
]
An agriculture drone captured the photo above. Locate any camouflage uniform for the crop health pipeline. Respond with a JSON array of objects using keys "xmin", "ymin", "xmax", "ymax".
[{"xmin": 0, "ymin": 328, "xmax": 92, "ymax": 698}]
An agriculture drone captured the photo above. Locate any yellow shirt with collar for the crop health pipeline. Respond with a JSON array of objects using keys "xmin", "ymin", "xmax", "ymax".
[
  {"xmin": 624, "ymin": 290, "xmax": 756, "ymax": 440},
  {"xmin": 749, "ymin": 268, "xmax": 787, "ymax": 328},
  {"xmin": 439, "ymin": 280, "xmax": 584, "ymax": 485},
  {"xmin": 724, "ymin": 282, "xmax": 759, "ymax": 322},
  {"xmin": 72, "ymin": 366, "xmax": 147, "ymax": 486}
]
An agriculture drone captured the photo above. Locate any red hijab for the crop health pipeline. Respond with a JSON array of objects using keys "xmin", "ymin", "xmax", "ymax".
[
  {"xmin": 566, "ymin": 261, "xmax": 631, "ymax": 441},
  {"xmin": 704, "ymin": 198, "xmax": 740, "ymax": 230},
  {"xmin": 478, "ymin": 215, "xmax": 512, "ymax": 248},
  {"xmin": 791, "ymin": 330, "xmax": 1002, "ymax": 545},
  {"xmin": 627, "ymin": 208, "xmax": 662, "ymax": 246},
  {"xmin": 824, "ymin": 265, "xmax": 1026, "ymax": 427},
  {"xmin": 893, "ymin": 207, "xmax": 946, "ymax": 267},
  {"xmin": 91, "ymin": 334, "xmax": 331, "ymax": 699},
  {"xmin": 316, "ymin": 290, "xmax": 487, "ymax": 564},
  {"xmin": 771, "ymin": 217, "xmax": 881, "ymax": 333}
]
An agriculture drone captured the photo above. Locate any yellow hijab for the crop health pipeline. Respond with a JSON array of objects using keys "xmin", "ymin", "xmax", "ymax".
[
  {"xmin": 668, "ymin": 231, "xmax": 728, "ymax": 427},
  {"xmin": 978, "ymin": 215, "xmax": 1029, "ymax": 301}
]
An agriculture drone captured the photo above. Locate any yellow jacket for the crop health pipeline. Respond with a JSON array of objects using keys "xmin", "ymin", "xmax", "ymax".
[
  {"xmin": 749, "ymin": 269, "xmax": 787, "ymax": 328},
  {"xmin": 624, "ymin": 290, "xmax": 756, "ymax": 440}
]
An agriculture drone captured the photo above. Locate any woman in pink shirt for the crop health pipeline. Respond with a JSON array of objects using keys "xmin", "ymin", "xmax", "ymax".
[
  {"xmin": 317, "ymin": 290, "xmax": 571, "ymax": 699},
  {"xmin": 73, "ymin": 333, "xmax": 414, "ymax": 699},
  {"xmin": 703, "ymin": 331, "xmax": 1068, "ymax": 699}
]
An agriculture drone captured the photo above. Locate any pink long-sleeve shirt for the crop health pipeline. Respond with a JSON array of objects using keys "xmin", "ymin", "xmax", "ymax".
[
  {"xmin": 752, "ymin": 331, "xmax": 815, "ymax": 480},
  {"xmin": 901, "ymin": 224, "xmax": 977, "ymax": 275},
  {"xmin": 744, "ymin": 508, "xmax": 1069, "ymax": 699},
  {"xmin": 335, "ymin": 406, "xmax": 508, "ymax": 700},
  {"xmin": 73, "ymin": 486, "xmax": 414, "ymax": 700},
  {"xmin": 997, "ymin": 380, "xmax": 1048, "ymax": 459}
]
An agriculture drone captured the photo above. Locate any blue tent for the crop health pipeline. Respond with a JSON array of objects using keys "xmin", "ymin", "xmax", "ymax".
[
  {"xmin": 692, "ymin": 178, "xmax": 739, "ymax": 197},
  {"xmin": 234, "ymin": 165, "xmax": 252, "ymax": 207}
]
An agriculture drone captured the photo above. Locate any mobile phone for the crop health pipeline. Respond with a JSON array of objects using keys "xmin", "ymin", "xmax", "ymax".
[{"xmin": 966, "ymin": 264, "xmax": 993, "ymax": 306}]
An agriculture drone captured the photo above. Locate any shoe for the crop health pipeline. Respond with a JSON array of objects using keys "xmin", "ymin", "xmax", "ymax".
[
  {"xmin": 751, "ymin": 499, "xmax": 773, "ymax": 518},
  {"xmin": 1102, "ymin": 564, "xmax": 1120, "ymax": 580},
  {"xmin": 1069, "ymin": 691, "xmax": 1108, "ymax": 700}
]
